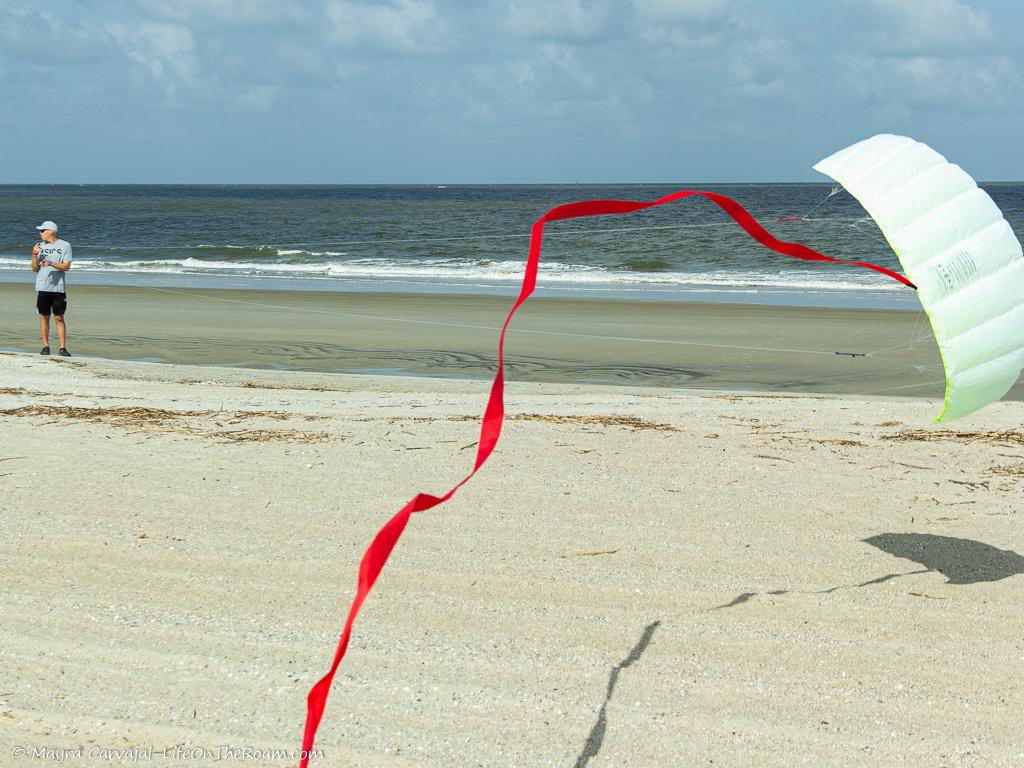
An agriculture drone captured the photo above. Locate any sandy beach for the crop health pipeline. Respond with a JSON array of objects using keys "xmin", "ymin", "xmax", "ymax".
[{"xmin": 1, "ymin": 290, "xmax": 1023, "ymax": 767}]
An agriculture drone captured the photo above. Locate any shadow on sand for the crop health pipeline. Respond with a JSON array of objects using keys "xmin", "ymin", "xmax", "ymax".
[
  {"xmin": 572, "ymin": 536, "xmax": 1023, "ymax": 764},
  {"xmin": 574, "ymin": 621, "xmax": 660, "ymax": 768},
  {"xmin": 713, "ymin": 533, "xmax": 1024, "ymax": 610},
  {"xmin": 863, "ymin": 533, "xmax": 1024, "ymax": 584}
]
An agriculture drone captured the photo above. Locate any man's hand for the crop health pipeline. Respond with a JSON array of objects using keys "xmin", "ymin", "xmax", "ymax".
[{"xmin": 32, "ymin": 244, "xmax": 41, "ymax": 257}]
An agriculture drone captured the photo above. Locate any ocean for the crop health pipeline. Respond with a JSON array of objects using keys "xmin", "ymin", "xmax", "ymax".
[{"xmin": 2, "ymin": 183, "xmax": 1022, "ymax": 308}]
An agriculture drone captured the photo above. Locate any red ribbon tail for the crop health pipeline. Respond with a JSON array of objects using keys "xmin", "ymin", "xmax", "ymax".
[{"xmin": 298, "ymin": 190, "xmax": 914, "ymax": 765}]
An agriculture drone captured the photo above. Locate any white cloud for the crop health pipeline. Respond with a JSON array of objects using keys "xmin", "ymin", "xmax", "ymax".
[
  {"xmin": 139, "ymin": 0, "xmax": 299, "ymax": 24},
  {"xmin": 0, "ymin": 6, "xmax": 112, "ymax": 64},
  {"xmin": 858, "ymin": 0, "xmax": 992, "ymax": 54},
  {"xmin": 639, "ymin": 23, "xmax": 723, "ymax": 52},
  {"xmin": 107, "ymin": 22, "xmax": 197, "ymax": 93},
  {"xmin": 537, "ymin": 42, "xmax": 599, "ymax": 92},
  {"xmin": 632, "ymin": 0, "xmax": 733, "ymax": 23},
  {"xmin": 504, "ymin": 0, "xmax": 613, "ymax": 41},
  {"xmin": 726, "ymin": 34, "xmax": 799, "ymax": 100},
  {"xmin": 841, "ymin": 53, "xmax": 1019, "ymax": 110},
  {"xmin": 506, "ymin": 59, "xmax": 536, "ymax": 85},
  {"xmin": 325, "ymin": 0, "xmax": 451, "ymax": 54},
  {"xmin": 634, "ymin": 0, "xmax": 738, "ymax": 53}
]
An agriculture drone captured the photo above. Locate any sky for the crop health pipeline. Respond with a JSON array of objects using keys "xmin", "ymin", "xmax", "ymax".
[{"xmin": 2, "ymin": 0, "xmax": 1023, "ymax": 183}]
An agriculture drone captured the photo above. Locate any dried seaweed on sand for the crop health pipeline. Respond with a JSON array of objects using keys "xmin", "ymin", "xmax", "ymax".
[
  {"xmin": 884, "ymin": 429, "xmax": 1024, "ymax": 447},
  {"xmin": 497, "ymin": 413, "xmax": 681, "ymax": 431},
  {"xmin": 0, "ymin": 405, "xmax": 329, "ymax": 443}
]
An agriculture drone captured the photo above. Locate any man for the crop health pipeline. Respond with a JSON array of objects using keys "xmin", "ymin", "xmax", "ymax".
[{"xmin": 31, "ymin": 220, "xmax": 73, "ymax": 357}]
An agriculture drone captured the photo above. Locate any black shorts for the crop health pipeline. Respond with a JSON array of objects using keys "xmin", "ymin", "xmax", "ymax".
[{"xmin": 36, "ymin": 291, "xmax": 67, "ymax": 316}]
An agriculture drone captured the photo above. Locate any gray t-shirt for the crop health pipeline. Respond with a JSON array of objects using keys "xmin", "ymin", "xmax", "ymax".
[{"xmin": 35, "ymin": 239, "xmax": 72, "ymax": 293}]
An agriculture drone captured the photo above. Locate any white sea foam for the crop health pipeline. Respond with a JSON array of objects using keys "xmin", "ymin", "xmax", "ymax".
[
  {"xmin": 277, "ymin": 249, "xmax": 346, "ymax": 257},
  {"xmin": 0, "ymin": 255, "xmax": 903, "ymax": 292}
]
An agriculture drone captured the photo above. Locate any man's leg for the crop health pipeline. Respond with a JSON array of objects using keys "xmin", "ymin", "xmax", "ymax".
[
  {"xmin": 36, "ymin": 293, "xmax": 51, "ymax": 351},
  {"xmin": 39, "ymin": 313, "xmax": 50, "ymax": 348},
  {"xmin": 54, "ymin": 314, "xmax": 67, "ymax": 350}
]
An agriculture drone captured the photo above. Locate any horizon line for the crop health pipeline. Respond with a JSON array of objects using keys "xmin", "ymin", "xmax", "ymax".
[{"xmin": 3, "ymin": 179, "xmax": 1022, "ymax": 186}]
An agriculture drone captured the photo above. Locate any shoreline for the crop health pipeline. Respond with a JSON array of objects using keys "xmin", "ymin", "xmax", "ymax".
[{"xmin": 0, "ymin": 271, "xmax": 921, "ymax": 310}]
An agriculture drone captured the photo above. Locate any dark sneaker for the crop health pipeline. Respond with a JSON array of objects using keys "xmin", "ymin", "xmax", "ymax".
[
  {"xmin": 40, "ymin": 346, "xmax": 50, "ymax": 355},
  {"xmin": 58, "ymin": 348, "xmax": 71, "ymax": 357}
]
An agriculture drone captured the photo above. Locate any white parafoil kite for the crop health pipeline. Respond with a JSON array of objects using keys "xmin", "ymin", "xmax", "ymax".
[{"xmin": 815, "ymin": 134, "xmax": 1024, "ymax": 422}]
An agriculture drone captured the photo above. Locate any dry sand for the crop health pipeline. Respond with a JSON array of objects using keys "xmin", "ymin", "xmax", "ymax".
[{"xmin": 1, "ymin": 290, "xmax": 1023, "ymax": 767}]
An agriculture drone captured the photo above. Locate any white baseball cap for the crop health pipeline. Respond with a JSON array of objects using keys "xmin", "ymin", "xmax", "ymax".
[{"xmin": 36, "ymin": 220, "xmax": 58, "ymax": 233}]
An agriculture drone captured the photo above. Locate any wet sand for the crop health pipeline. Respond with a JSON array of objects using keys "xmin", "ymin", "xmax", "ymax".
[{"xmin": 1, "ymin": 283, "xmax": 1008, "ymax": 402}]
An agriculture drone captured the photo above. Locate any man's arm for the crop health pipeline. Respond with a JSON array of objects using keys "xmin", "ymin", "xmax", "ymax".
[
  {"xmin": 56, "ymin": 244, "xmax": 72, "ymax": 271},
  {"xmin": 37, "ymin": 244, "xmax": 73, "ymax": 271}
]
